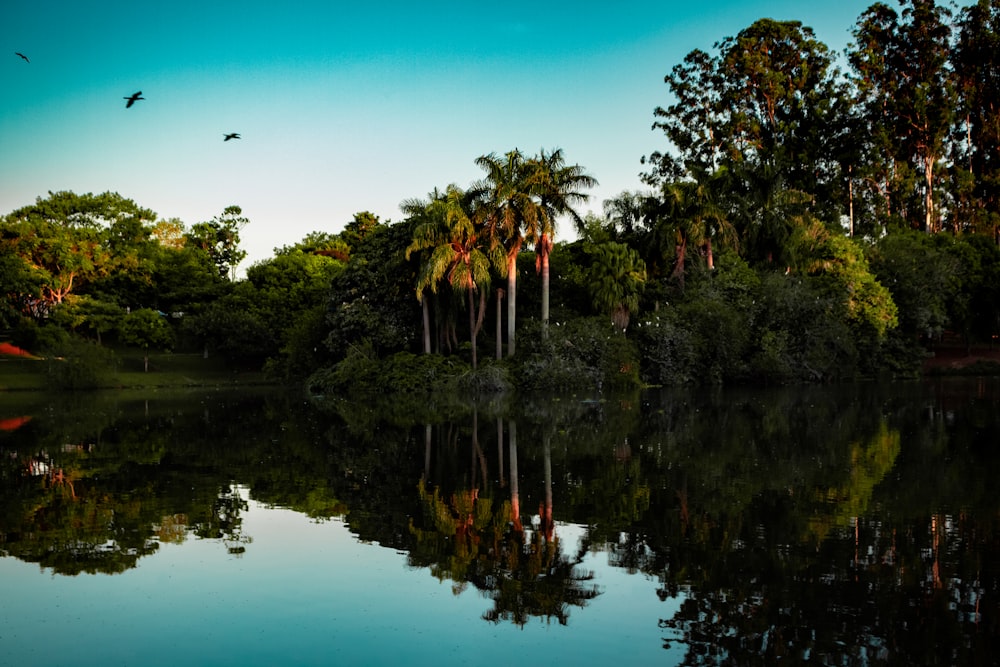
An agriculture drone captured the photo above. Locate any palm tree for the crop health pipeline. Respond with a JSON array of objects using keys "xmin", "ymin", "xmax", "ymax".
[
  {"xmin": 473, "ymin": 150, "xmax": 544, "ymax": 357},
  {"xmin": 405, "ymin": 185, "xmax": 502, "ymax": 369},
  {"xmin": 587, "ymin": 241, "xmax": 647, "ymax": 333},
  {"xmin": 730, "ymin": 161, "xmax": 813, "ymax": 270},
  {"xmin": 659, "ymin": 168, "xmax": 734, "ymax": 289},
  {"xmin": 401, "ymin": 188, "xmax": 444, "ymax": 354},
  {"xmin": 530, "ymin": 148, "xmax": 597, "ymax": 335},
  {"xmin": 602, "ymin": 190, "xmax": 655, "ymax": 240}
]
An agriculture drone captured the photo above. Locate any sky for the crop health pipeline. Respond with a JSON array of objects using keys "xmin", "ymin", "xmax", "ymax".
[{"xmin": 2, "ymin": 0, "xmax": 884, "ymax": 270}]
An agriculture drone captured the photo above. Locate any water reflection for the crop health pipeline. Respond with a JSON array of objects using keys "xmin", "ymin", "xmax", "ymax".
[{"xmin": 1, "ymin": 380, "xmax": 999, "ymax": 664}]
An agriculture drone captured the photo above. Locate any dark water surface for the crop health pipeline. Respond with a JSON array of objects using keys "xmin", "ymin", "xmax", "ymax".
[{"xmin": 1, "ymin": 379, "xmax": 999, "ymax": 666}]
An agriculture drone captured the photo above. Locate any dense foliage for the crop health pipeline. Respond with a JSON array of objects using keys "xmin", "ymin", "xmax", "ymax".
[{"xmin": 4, "ymin": 0, "xmax": 1000, "ymax": 392}]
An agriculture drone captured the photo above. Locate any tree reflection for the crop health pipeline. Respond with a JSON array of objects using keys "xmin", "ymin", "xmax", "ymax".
[
  {"xmin": 0, "ymin": 380, "xmax": 998, "ymax": 658},
  {"xmin": 0, "ymin": 391, "xmax": 304, "ymax": 574},
  {"xmin": 626, "ymin": 383, "xmax": 1000, "ymax": 665},
  {"xmin": 409, "ymin": 404, "xmax": 601, "ymax": 626}
]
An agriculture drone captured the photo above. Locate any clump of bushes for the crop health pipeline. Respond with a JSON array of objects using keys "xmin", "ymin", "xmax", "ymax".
[
  {"xmin": 514, "ymin": 317, "xmax": 641, "ymax": 392},
  {"xmin": 307, "ymin": 341, "xmax": 473, "ymax": 396},
  {"xmin": 44, "ymin": 335, "xmax": 116, "ymax": 390}
]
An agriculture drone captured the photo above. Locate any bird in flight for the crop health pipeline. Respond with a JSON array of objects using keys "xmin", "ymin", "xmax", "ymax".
[
  {"xmin": 124, "ymin": 91, "xmax": 144, "ymax": 108},
  {"xmin": 224, "ymin": 133, "xmax": 241, "ymax": 141},
  {"xmin": 15, "ymin": 52, "xmax": 29, "ymax": 63}
]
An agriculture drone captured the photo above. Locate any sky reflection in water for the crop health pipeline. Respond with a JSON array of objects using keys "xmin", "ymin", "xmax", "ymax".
[
  {"xmin": 0, "ymin": 489, "xmax": 677, "ymax": 667},
  {"xmin": 2, "ymin": 380, "xmax": 999, "ymax": 665}
]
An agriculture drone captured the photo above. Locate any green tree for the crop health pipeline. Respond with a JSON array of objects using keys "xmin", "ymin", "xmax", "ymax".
[
  {"xmin": 340, "ymin": 211, "xmax": 381, "ymax": 253},
  {"xmin": 474, "ymin": 150, "xmax": 546, "ymax": 357},
  {"xmin": 118, "ymin": 308, "xmax": 174, "ymax": 372},
  {"xmin": 729, "ymin": 162, "xmax": 815, "ymax": 270},
  {"xmin": 89, "ymin": 212, "xmax": 162, "ymax": 309},
  {"xmin": 2, "ymin": 193, "xmax": 112, "ymax": 309},
  {"xmin": 152, "ymin": 244, "xmax": 231, "ymax": 314},
  {"xmin": 0, "ymin": 244, "xmax": 43, "ymax": 325},
  {"xmin": 529, "ymin": 149, "xmax": 597, "ymax": 335},
  {"xmin": 849, "ymin": 0, "xmax": 957, "ymax": 233},
  {"xmin": 953, "ymin": 0, "xmax": 1000, "ymax": 237},
  {"xmin": 50, "ymin": 295, "xmax": 125, "ymax": 345},
  {"xmin": 401, "ymin": 189, "xmax": 449, "ymax": 355},
  {"xmin": 405, "ymin": 185, "xmax": 503, "ymax": 369},
  {"xmin": 238, "ymin": 245, "xmax": 344, "ymax": 377},
  {"xmin": 802, "ymin": 228, "xmax": 899, "ymax": 339},
  {"xmin": 866, "ymin": 229, "xmax": 960, "ymax": 342},
  {"xmin": 186, "ymin": 205, "xmax": 248, "ymax": 280},
  {"xmin": 654, "ymin": 168, "xmax": 735, "ymax": 290},
  {"xmin": 586, "ymin": 241, "xmax": 647, "ymax": 332},
  {"xmin": 323, "ymin": 218, "xmax": 421, "ymax": 362},
  {"xmin": 182, "ymin": 299, "xmax": 275, "ymax": 365},
  {"xmin": 600, "ymin": 191, "xmax": 656, "ymax": 242},
  {"xmin": 646, "ymin": 18, "xmax": 850, "ymax": 221},
  {"xmin": 241, "ymin": 250, "xmax": 343, "ymax": 342},
  {"xmin": 275, "ymin": 231, "xmax": 350, "ymax": 261}
]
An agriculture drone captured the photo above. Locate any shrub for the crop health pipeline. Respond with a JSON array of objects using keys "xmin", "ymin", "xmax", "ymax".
[
  {"xmin": 514, "ymin": 317, "xmax": 641, "ymax": 392},
  {"xmin": 634, "ymin": 310, "xmax": 698, "ymax": 385},
  {"xmin": 44, "ymin": 336, "xmax": 115, "ymax": 390},
  {"xmin": 307, "ymin": 342, "xmax": 473, "ymax": 396}
]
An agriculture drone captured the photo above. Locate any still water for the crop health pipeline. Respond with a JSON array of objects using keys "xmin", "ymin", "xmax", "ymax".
[{"xmin": 1, "ymin": 379, "xmax": 999, "ymax": 666}]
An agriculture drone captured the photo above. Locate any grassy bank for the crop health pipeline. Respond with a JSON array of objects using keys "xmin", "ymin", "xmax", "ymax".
[{"xmin": 1, "ymin": 350, "xmax": 272, "ymax": 391}]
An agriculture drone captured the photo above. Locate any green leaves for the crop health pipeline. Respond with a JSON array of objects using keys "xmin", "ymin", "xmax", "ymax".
[
  {"xmin": 185, "ymin": 205, "xmax": 249, "ymax": 280},
  {"xmin": 118, "ymin": 308, "xmax": 175, "ymax": 371},
  {"xmin": 648, "ymin": 18, "xmax": 848, "ymax": 211},
  {"xmin": 585, "ymin": 241, "xmax": 647, "ymax": 332},
  {"xmin": 848, "ymin": 0, "xmax": 956, "ymax": 232}
]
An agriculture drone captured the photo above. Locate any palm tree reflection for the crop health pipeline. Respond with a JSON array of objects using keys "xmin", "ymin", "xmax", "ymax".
[{"xmin": 410, "ymin": 410, "xmax": 600, "ymax": 626}]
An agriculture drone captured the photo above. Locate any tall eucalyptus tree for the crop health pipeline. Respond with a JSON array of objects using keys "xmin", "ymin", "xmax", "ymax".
[
  {"xmin": 953, "ymin": 0, "xmax": 1000, "ymax": 237},
  {"xmin": 646, "ymin": 18, "xmax": 851, "ymax": 224},
  {"xmin": 848, "ymin": 0, "xmax": 957, "ymax": 233}
]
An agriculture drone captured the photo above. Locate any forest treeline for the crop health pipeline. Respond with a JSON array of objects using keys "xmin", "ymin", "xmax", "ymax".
[{"xmin": 4, "ymin": 0, "xmax": 1000, "ymax": 392}]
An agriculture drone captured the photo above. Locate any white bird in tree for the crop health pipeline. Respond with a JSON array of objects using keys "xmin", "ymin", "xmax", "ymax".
[
  {"xmin": 124, "ymin": 91, "xmax": 144, "ymax": 108},
  {"xmin": 15, "ymin": 52, "xmax": 29, "ymax": 63},
  {"xmin": 224, "ymin": 133, "xmax": 241, "ymax": 141}
]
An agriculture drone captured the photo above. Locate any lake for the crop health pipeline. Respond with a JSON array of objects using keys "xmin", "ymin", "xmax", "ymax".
[{"xmin": 1, "ymin": 379, "xmax": 999, "ymax": 666}]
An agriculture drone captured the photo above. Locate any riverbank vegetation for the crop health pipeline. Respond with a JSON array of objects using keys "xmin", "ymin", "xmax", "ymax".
[{"xmin": 4, "ymin": 0, "xmax": 1000, "ymax": 392}]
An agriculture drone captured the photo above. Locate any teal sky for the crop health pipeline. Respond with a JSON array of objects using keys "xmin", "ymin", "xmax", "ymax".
[{"xmin": 3, "ymin": 0, "xmax": 882, "ymax": 267}]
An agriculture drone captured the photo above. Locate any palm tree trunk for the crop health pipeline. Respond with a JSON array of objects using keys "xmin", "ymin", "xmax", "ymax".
[
  {"xmin": 474, "ymin": 289, "xmax": 487, "ymax": 336},
  {"xmin": 467, "ymin": 289, "xmax": 478, "ymax": 369},
  {"xmin": 672, "ymin": 234, "xmax": 688, "ymax": 290},
  {"xmin": 507, "ymin": 254, "xmax": 517, "ymax": 357},
  {"xmin": 421, "ymin": 297, "xmax": 431, "ymax": 354},
  {"xmin": 540, "ymin": 247, "xmax": 550, "ymax": 338},
  {"xmin": 495, "ymin": 288, "xmax": 504, "ymax": 360}
]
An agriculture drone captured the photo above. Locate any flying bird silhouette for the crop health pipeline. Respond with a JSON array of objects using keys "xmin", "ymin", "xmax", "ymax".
[
  {"xmin": 224, "ymin": 133, "xmax": 241, "ymax": 141},
  {"xmin": 124, "ymin": 91, "xmax": 144, "ymax": 108},
  {"xmin": 15, "ymin": 52, "xmax": 29, "ymax": 63}
]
